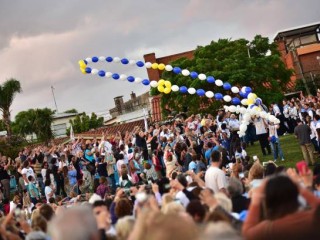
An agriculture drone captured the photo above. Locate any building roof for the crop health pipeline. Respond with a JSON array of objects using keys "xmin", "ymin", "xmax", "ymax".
[
  {"xmin": 77, "ymin": 119, "xmax": 145, "ymax": 138},
  {"xmin": 52, "ymin": 112, "xmax": 80, "ymax": 120},
  {"xmin": 274, "ymin": 22, "xmax": 320, "ymax": 41}
]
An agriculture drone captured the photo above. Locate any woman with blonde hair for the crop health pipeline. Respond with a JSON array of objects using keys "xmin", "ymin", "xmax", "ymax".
[{"xmin": 116, "ymin": 216, "xmax": 135, "ymax": 240}]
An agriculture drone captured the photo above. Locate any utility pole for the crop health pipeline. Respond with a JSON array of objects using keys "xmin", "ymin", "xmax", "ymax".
[{"xmin": 51, "ymin": 86, "xmax": 59, "ymax": 113}]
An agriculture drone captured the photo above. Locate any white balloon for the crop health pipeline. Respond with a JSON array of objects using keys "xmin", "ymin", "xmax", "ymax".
[
  {"xmin": 205, "ymin": 91, "xmax": 214, "ymax": 98},
  {"xmin": 85, "ymin": 57, "xmax": 92, "ymax": 63},
  {"xmin": 241, "ymin": 99, "xmax": 248, "ymax": 106},
  {"xmin": 247, "ymin": 93, "xmax": 256, "ymax": 100},
  {"xmin": 198, "ymin": 73, "xmax": 206, "ymax": 80},
  {"xmin": 105, "ymin": 72, "xmax": 112, "ymax": 78},
  {"xmin": 113, "ymin": 57, "xmax": 120, "ymax": 63},
  {"xmin": 99, "ymin": 56, "xmax": 105, "ymax": 61},
  {"xmin": 135, "ymin": 77, "xmax": 142, "ymax": 83},
  {"xmin": 120, "ymin": 74, "xmax": 127, "ymax": 80},
  {"xmin": 240, "ymin": 108, "xmax": 247, "ymax": 114},
  {"xmin": 223, "ymin": 95, "xmax": 232, "ymax": 102},
  {"xmin": 165, "ymin": 65, "xmax": 173, "ymax": 71},
  {"xmin": 91, "ymin": 69, "xmax": 98, "ymax": 75},
  {"xmin": 243, "ymin": 113, "xmax": 251, "ymax": 122},
  {"xmin": 229, "ymin": 105, "xmax": 236, "ymax": 112},
  {"xmin": 241, "ymin": 86, "xmax": 247, "ymax": 93},
  {"xmin": 215, "ymin": 79, "xmax": 223, "ymax": 86},
  {"xmin": 145, "ymin": 62, "xmax": 152, "ymax": 68},
  {"xmin": 171, "ymin": 85, "xmax": 179, "ymax": 92},
  {"xmin": 182, "ymin": 69, "xmax": 190, "ymax": 76},
  {"xmin": 129, "ymin": 60, "xmax": 136, "ymax": 65},
  {"xmin": 231, "ymin": 86, "xmax": 239, "ymax": 93},
  {"xmin": 239, "ymin": 124, "xmax": 248, "ymax": 132},
  {"xmin": 188, "ymin": 88, "xmax": 196, "ymax": 94},
  {"xmin": 150, "ymin": 80, "xmax": 158, "ymax": 88}
]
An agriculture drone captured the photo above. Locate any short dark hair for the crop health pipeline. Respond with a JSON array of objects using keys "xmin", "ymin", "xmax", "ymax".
[
  {"xmin": 186, "ymin": 200, "xmax": 206, "ymax": 223},
  {"xmin": 28, "ymin": 175, "xmax": 34, "ymax": 181},
  {"xmin": 39, "ymin": 204, "xmax": 55, "ymax": 221},
  {"xmin": 207, "ymin": 142, "xmax": 213, "ymax": 148},
  {"xmin": 211, "ymin": 151, "xmax": 221, "ymax": 163},
  {"xmin": 92, "ymin": 200, "xmax": 108, "ymax": 209}
]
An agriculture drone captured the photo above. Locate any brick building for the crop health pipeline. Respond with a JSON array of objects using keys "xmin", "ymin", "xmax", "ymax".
[
  {"xmin": 274, "ymin": 22, "xmax": 320, "ymax": 94},
  {"xmin": 144, "ymin": 51, "xmax": 194, "ymax": 121}
]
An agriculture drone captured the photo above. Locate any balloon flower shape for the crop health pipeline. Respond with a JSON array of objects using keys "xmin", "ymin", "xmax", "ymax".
[
  {"xmin": 157, "ymin": 79, "xmax": 172, "ymax": 94},
  {"xmin": 223, "ymin": 92, "xmax": 280, "ymax": 137}
]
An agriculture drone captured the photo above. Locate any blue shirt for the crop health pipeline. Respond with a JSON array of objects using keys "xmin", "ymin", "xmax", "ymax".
[
  {"xmin": 85, "ymin": 149, "xmax": 95, "ymax": 162},
  {"xmin": 188, "ymin": 161, "xmax": 197, "ymax": 172}
]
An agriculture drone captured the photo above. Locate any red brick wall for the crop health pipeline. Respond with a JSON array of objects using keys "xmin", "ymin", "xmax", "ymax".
[
  {"xmin": 144, "ymin": 50, "xmax": 195, "ymax": 121},
  {"xmin": 299, "ymin": 51, "xmax": 320, "ymax": 74}
]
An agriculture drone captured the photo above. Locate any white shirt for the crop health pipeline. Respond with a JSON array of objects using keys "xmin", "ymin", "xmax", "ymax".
[
  {"xmin": 254, "ymin": 118, "xmax": 267, "ymax": 135},
  {"xmin": 205, "ymin": 166, "xmax": 228, "ymax": 193},
  {"xmin": 268, "ymin": 124, "xmax": 279, "ymax": 138},
  {"xmin": 45, "ymin": 186, "xmax": 55, "ymax": 203},
  {"xmin": 228, "ymin": 119, "xmax": 240, "ymax": 131},
  {"xmin": 58, "ymin": 161, "xmax": 68, "ymax": 170},
  {"xmin": 21, "ymin": 167, "xmax": 35, "ymax": 186}
]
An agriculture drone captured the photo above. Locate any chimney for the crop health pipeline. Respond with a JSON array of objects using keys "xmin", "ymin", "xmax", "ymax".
[
  {"xmin": 130, "ymin": 91, "xmax": 136, "ymax": 101},
  {"xmin": 114, "ymin": 96, "xmax": 124, "ymax": 115}
]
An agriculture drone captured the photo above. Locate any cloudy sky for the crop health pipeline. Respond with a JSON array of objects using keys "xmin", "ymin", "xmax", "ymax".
[{"xmin": 0, "ymin": 0, "xmax": 319, "ymax": 119}]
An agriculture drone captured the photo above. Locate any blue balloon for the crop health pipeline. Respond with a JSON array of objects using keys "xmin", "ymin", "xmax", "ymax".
[
  {"xmin": 136, "ymin": 61, "xmax": 144, "ymax": 67},
  {"xmin": 127, "ymin": 76, "xmax": 135, "ymax": 82},
  {"xmin": 98, "ymin": 70, "xmax": 105, "ymax": 77},
  {"xmin": 207, "ymin": 76, "xmax": 215, "ymax": 83},
  {"xmin": 106, "ymin": 56, "xmax": 113, "ymax": 62},
  {"xmin": 240, "ymin": 91, "xmax": 248, "ymax": 98},
  {"xmin": 232, "ymin": 97, "xmax": 241, "ymax": 105},
  {"xmin": 112, "ymin": 73, "xmax": 120, "ymax": 80},
  {"xmin": 196, "ymin": 89, "xmax": 205, "ymax": 96},
  {"xmin": 173, "ymin": 67, "xmax": 182, "ymax": 74},
  {"xmin": 223, "ymin": 82, "xmax": 231, "ymax": 91},
  {"xmin": 245, "ymin": 87, "xmax": 252, "ymax": 93},
  {"xmin": 92, "ymin": 56, "xmax": 99, "ymax": 63},
  {"xmin": 142, "ymin": 79, "xmax": 150, "ymax": 85},
  {"xmin": 255, "ymin": 98, "xmax": 262, "ymax": 105},
  {"xmin": 215, "ymin": 93, "xmax": 223, "ymax": 100},
  {"xmin": 84, "ymin": 60, "xmax": 88, "ymax": 64},
  {"xmin": 121, "ymin": 58, "xmax": 129, "ymax": 64},
  {"xmin": 180, "ymin": 86, "xmax": 188, "ymax": 93},
  {"xmin": 85, "ymin": 67, "xmax": 92, "ymax": 74},
  {"xmin": 190, "ymin": 72, "xmax": 198, "ymax": 79}
]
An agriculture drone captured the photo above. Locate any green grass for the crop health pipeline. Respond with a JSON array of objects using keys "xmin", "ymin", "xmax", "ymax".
[{"xmin": 245, "ymin": 134, "xmax": 306, "ymax": 168}]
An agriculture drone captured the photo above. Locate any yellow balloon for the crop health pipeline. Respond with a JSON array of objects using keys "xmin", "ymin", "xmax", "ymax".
[
  {"xmin": 247, "ymin": 99, "xmax": 254, "ymax": 105},
  {"xmin": 164, "ymin": 88, "xmax": 171, "ymax": 94},
  {"xmin": 151, "ymin": 63, "xmax": 159, "ymax": 69},
  {"xmin": 78, "ymin": 60, "xmax": 86, "ymax": 69},
  {"xmin": 80, "ymin": 68, "xmax": 87, "ymax": 74},
  {"xmin": 164, "ymin": 81, "xmax": 171, "ymax": 88},
  {"xmin": 158, "ymin": 63, "xmax": 165, "ymax": 70},
  {"xmin": 158, "ymin": 79, "xmax": 165, "ymax": 85},
  {"xmin": 157, "ymin": 86, "xmax": 165, "ymax": 92}
]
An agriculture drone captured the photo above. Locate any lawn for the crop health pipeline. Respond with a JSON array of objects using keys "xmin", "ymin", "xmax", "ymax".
[{"xmin": 245, "ymin": 134, "xmax": 307, "ymax": 168}]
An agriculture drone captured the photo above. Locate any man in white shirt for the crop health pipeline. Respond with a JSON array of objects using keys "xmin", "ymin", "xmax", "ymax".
[
  {"xmin": 253, "ymin": 117, "xmax": 271, "ymax": 156},
  {"xmin": 21, "ymin": 161, "xmax": 36, "ymax": 186},
  {"xmin": 205, "ymin": 150, "xmax": 228, "ymax": 194}
]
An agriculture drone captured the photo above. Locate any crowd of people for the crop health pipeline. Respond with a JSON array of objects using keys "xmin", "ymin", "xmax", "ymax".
[{"xmin": 0, "ymin": 93, "xmax": 320, "ymax": 239}]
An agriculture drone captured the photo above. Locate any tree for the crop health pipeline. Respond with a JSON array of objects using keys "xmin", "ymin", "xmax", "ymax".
[
  {"xmin": 0, "ymin": 79, "xmax": 22, "ymax": 137},
  {"xmin": 151, "ymin": 35, "xmax": 293, "ymax": 116},
  {"xmin": 0, "ymin": 119, "xmax": 5, "ymax": 132},
  {"xmin": 69, "ymin": 112, "xmax": 104, "ymax": 134},
  {"xmin": 12, "ymin": 108, "xmax": 54, "ymax": 143}
]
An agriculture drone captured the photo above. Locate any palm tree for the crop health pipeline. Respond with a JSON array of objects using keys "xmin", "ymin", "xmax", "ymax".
[{"xmin": 0, "ymin": 78, "xmax": 22, "ymax": 137}]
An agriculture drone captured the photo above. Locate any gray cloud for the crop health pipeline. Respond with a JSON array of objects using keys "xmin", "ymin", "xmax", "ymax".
[{"xmin": 0, "ymin": 0, "xmax": 319, "ymax": 119}]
